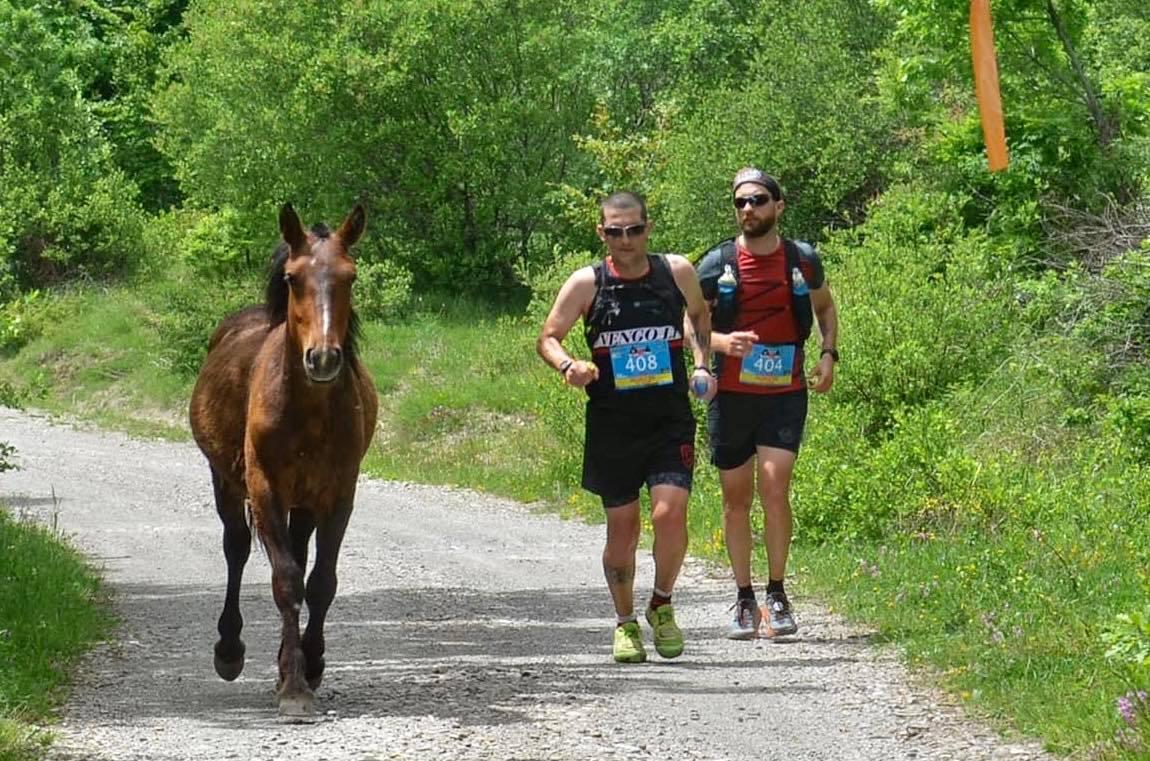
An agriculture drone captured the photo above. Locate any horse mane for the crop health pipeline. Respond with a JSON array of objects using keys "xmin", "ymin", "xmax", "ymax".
[{"xmin": 264, "ymin": 224, "xmax": 360, "ymax": 364}]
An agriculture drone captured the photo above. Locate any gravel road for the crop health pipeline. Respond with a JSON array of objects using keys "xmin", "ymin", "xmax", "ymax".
[{"xmin": 0, "ymin": 408, "xmax": 1054, "ymax": 761}]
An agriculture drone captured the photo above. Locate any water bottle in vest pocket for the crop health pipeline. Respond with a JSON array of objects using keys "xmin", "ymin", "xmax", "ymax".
[{"xmin": 785, "ymin": 241, "xmax": 814, "ymax": 342}]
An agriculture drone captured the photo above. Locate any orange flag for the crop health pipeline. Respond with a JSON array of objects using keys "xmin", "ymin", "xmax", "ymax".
[{"xmin": 970, "ymin": 0, "xmax": 1009, "ymax": 171}]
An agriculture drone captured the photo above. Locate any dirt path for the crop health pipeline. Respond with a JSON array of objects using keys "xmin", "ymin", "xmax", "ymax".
[{"xmin": 1, "ymin": 408, "xmax": 1052, "ymax": 760}]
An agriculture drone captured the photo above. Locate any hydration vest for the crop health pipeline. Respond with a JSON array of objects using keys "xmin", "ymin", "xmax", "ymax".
[
  {"xmin": 583, "ymin": 254, "xmax": 688, "ymax": 402},
  {"xmin": 706, "ymin": 238, "xmax": 814, "ymax": 342}
]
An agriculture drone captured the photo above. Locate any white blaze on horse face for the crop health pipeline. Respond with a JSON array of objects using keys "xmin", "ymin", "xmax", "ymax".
[
  {"xmin": 320, "ymin": 288, "xmax": 332, "ymax": 347},
  {"xmin": 310, "ymin": 258, "xmax": 335, "ymax": 351}
]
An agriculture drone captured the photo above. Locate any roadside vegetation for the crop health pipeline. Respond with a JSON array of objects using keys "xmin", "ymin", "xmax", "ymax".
[
  {"xmin": 0, "ymin": 509, "xmax": 111, "ymax": 761},
  {"xmin": 2, "ymin": 0, "xmax": 1149, "ymax": 758}
]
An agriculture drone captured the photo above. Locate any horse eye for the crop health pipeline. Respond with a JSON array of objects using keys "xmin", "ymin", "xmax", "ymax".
[{"xmin": 283, "ymin": 272, "xmax": 295, "ymax": 285}]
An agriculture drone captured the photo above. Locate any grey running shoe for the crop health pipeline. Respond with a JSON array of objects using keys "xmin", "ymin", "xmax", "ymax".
[
  {"xmin": 727, "ymin": 598, "xmax": 761, "ymax": 640},
  {"xmin": 761, "ymin": 591, "xmax": 798, "ymax": 637}
]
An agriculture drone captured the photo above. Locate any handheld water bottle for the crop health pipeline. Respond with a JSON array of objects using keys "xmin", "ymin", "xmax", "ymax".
[{"xmin": 690, "ymin": 371, "xmax": 711, "ymax": 397}]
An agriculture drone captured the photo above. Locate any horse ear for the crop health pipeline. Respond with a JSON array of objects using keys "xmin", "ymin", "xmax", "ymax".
[
  {"xmin": 337, "ymin": 204, "xmax": 366, "ymax": 250},
  {"xmin": 279, "ymin": 203, "xmax": 306, "ymax": 251}
]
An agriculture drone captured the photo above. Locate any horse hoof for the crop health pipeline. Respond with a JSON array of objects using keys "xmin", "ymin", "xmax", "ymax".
[
  {"xmin": 214, "ymin": 654, "xmax": 245, "ymax": 681},
  {"xmin": 278, "ymin": 692, "xmax": 315, "ymax": 721},
  {"xmin": 213, "ymin": 641, "xmax": 246, "ymax": 681}
]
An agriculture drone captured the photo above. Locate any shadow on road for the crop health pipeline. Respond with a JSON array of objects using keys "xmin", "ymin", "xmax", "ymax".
[{"xmin": 64, "ymin": 581, "xmax": 875, "ymax": 730}]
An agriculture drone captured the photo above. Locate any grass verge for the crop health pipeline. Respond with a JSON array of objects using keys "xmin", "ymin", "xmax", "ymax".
[{"xmin": 0, "ymin": 509, "xmax": 112, "ymax": 761}]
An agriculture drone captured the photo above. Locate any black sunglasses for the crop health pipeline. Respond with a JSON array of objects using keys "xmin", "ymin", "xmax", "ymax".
[
  {"xmin": 602, "ymin": 223, "xmax": 648, "ymax": 239},
  {"xmin": 734, "ymin": 194, "xmax": 772, "ymax": 210}
]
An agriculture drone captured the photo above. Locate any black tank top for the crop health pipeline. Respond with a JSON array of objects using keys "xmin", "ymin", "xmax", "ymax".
[{"xmin": 583, "ymin": 254, "xmax": 688, "ymax": 405}]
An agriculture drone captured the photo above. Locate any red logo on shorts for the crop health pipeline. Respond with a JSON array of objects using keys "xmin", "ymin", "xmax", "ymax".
[{"xmin": 680, "ymin": 444, "xmax": 695, "ymax": 469}]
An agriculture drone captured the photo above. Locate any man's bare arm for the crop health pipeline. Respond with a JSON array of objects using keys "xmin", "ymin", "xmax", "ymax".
[
  {"xmin": 810, "ymin": 283, "xmax": 837, "ymax": 352},
  {"xmin": 537, "ymin": 267, "xmax": 599, "ymax": 387},
  {"xmin": 668, "ymin": 255, "xmax": 711, "ymax": 368}
]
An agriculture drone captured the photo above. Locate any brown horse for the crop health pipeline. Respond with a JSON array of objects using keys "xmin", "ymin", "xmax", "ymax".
[{"xmin": 189, "ymin": 203, "xmax": 378, "ymax": 718}]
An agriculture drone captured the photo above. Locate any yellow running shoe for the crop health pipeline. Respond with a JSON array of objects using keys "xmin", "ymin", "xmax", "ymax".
[
  {"xmin": 612, "ymin": 621, "xmax": 647, "ymax": 663},
  {"xmin": 645, "ymin": 604, "xmax": 684, "ymax": 658}
]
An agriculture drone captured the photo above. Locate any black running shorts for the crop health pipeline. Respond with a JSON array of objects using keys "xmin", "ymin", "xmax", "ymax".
[
  {"xmin": 707, "ymin": 389, "xmax": 808, "ymax": 469},
  {"xmin": 581, "ymin": 398, "xmax": 696, "ymax": 508}
]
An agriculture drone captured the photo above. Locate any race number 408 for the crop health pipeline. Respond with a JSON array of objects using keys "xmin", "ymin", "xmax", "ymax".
[{"xmin": 626, "ymin": 353, "xmax": 660, "ymax": 373}]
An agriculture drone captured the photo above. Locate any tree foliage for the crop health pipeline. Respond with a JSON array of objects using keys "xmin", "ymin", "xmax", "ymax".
[
  {"xmin": 0, "ymin": 1, "xmax": 144, "ymax": 291},
  {"xmin": 875, "ymin": 0, "xmax": 1150, "ymax": 210},
  {"xmin": 650, "ymin": 0, "xmax": 893, "ymax": 253},
  {"xmin": 154, "ymin": 0, "xmax": 605, "ymax": 287}
]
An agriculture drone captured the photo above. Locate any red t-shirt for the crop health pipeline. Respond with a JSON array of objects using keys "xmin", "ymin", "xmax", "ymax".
[{"xmin": 717, "ymin": 243, "xmax": 817, "ymax": 394}]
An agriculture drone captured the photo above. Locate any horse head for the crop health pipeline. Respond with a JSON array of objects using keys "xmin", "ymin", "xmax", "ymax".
[{"xmin": 277, "ymin": 203, "xmax": 365, "ymax": 383}]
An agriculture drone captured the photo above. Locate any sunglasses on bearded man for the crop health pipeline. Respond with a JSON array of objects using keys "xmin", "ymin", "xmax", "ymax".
[{"xmin": 733, "ymin": 194, "xmax": 773, "ymax": 210}]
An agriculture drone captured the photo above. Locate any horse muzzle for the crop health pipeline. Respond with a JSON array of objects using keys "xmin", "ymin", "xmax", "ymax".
[{"xmin": 303, "ymin": 347, "xmax": 343, "ymax": 383}]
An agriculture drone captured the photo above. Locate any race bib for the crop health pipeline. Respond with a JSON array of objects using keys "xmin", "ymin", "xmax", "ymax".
[
  {"xmin": 610, "ymin": 340, "xmax": 673, "ymax": 390},
  {"xmin": 739, "ymin": 344, "xmax": 795, "ymax": 386}
]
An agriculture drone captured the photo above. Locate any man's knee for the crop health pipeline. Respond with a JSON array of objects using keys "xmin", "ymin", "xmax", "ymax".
[
  {"xmin": 650, "ymin": 500, "xmax": 687, "ymax": 530},
  {"xmin": 758, "ymin": 472, "xmax": 794, "ymax": 509},
  {"xmin": 722, "ymin": 495, "xmax": 754, "ymax": 515},
  {"xmin": 720, "ymin": 471, "xmax": 756, "ymax": 514}
]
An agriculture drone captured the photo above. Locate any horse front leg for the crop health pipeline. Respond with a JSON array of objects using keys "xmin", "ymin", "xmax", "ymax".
[
  {"xmin": 253, "ymin": 490, "xmax": 312, "ymax": 718},
  {"xmin": 302, "ymin": 500, "xmax": 353, "ymax": 691},
  {"xmin": 288, "ymin": 509, "xmax": 316, "ymax": 573},
  {"xmin": 212, "ymin": 468, "xmax": 251, "ymax": 681}
]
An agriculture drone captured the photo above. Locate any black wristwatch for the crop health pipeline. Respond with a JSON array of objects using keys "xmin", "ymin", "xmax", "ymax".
[
  {"xmin": 820, "ymin": 348, "xmax": 839, "ymax": 363},
  {"xmin": 693, "ymin": 365, "xmax": 714, "ymax": 376}
]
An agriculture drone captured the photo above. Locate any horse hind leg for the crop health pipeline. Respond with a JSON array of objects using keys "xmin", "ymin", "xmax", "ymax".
[
  {"xmin": 212, "ymin": 468, "xmax": 251, "ymax": 681},
  {"xmin": 301, "ymin": 502, "xmax": 353, "ymax": 691}
]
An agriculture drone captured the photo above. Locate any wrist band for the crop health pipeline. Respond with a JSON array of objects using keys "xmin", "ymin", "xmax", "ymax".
[
  {"xmin": 558, "ymin": 358, "xmax": 574, "ymax": 374},
  {"xmin": 693, "ymin": 365, "xmax": 713, "ymax": 376}
]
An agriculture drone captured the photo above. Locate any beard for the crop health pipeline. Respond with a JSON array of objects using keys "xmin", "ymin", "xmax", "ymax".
[{"xmin": 740, "ymin": 212, "xmax": 776, "ymax": 239}]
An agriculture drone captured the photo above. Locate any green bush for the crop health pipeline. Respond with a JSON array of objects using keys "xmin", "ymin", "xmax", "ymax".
[
  {"xmin": 354, "ymin": 258, "xmax": 414, "ymax": 323},
  {"xmin": 518, "ymin": 245, "xmax": 598, "ymax": 327},
  {"xmin": 0, "ymin": 291, "xmax": 45, "ymax": 355},
  {"xmin": 1074, "ymin": 249, "xmax": 1150, "ymax": 375},
  {"xmin": 1102, "ymin": 610, "xmax": 1150, "ymax": 757},
  {"xmin": 153, "ymin": 0, "xmax": 606, "ymax": 289},
  {"xmin": 141, "ymin": 207, "xmax": 269, "ymax": 278},
  {"xmin": 0, "ymin": 164, "xmax": 146, "ymax": 286},
  {"xmin": 649, "ymin": 0, "xmax": 891, "ymax": 251},
  {"xmin": 1104, "ymin": 394, "xmax": 1150, "ymax": 465},
  {"xmin": 176, "ymin": 207, "xmax": 258, "ymax": 277},
  {"xmin": 826, "ymin": 184, "xmax": 1019, "ymax": 434},
  {"xmin": 796, "ymin": 399, "xmax": 986, "ymax": 542},
  {"xmin": 793, "ymin": 402, "xmax": 886, "ymax": 541},
  {"xmin": 1105, "ymin": 610, "xmax": 1150, "ymax": 686},
  {"xmin": 141, "ymin": 277, "xmax": 257, "ymax": 378},
  {"xmin": 0, "ymin": 3, "xmax": 148, "ymax": 287}
]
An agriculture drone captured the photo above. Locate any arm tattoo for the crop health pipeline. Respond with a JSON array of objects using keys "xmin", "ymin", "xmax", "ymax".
[{"xmin": 688, "ymin": 313, "xmax": 711, "ymax": 365}]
